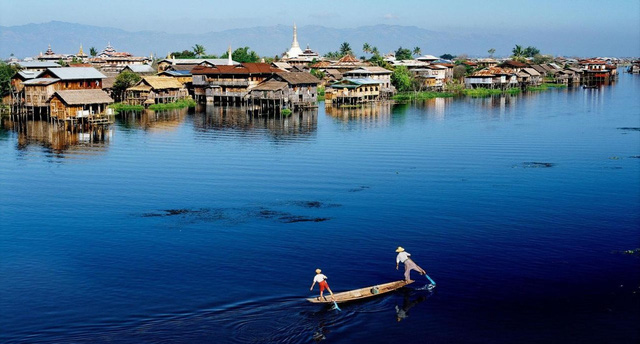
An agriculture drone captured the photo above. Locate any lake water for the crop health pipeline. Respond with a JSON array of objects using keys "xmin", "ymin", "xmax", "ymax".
[{"xmin": 1, "ymin": 73, "xmax": 639, "ymax": 344}]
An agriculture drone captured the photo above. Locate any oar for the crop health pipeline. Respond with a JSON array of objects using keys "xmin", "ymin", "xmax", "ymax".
[
  {"xmin": 425, "ymin": 274, "xmax": 436, "ymax": 291},
  {"xmin": 331, "ymin": 300, "xmax": 341, "ymax": 312}
]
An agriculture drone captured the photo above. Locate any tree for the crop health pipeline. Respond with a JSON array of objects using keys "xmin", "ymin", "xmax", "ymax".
[
  {"xmin": 221, "ymin": 46, "xmax": 259, "ymax": 63},
  {"xmin": 192, "ymin": 44, "xmax": 206, "ymax": 58},
  {"xmin": 413, "ymin": 46, "xmax": 422, "ymax": 57},
  {"xmin": 453, "ymin": 65, "xmax": 467, "ymax": 80},
  {"xmin": 371, "ymin": 46, "xmax": 380, "ymax": 57},
  {"xmin": 369, "ymin": 54, "xmax": 390, "ymax": 69},
  {"xmin": 339, "ymin": 42, "xmax": 353, "ymax": 57},
  {"xmin": 171, "ymin": 50, "xmax": 196, "ymax": 59},
  {"xmin": 112, "ymin": 71, "xmax": 142, "ymax": 102},
  {"xmin": 391, "ymin": 65, "xmax": 413, "ymax": 92},
  {"xmin": 0, "ymin": 62, "xmax": 18, "ymax": 98},
  {"xmin": 90, "ymin": 47, "xmax": 97, "ymax": 57},
  {"xmin": 362, "ymin": 43, "xmax": 371, "ymax": 56},
  {"xmin": 310, "ymin": 68, "xmax": 324, "ymax": 80},
  {"xmin": 524, "ymin": 46, "xmax": 540, "ymax": 58},
  {"xmin": 533, "ymin": 53, "xmax": 552, "ymax": 64},
  {"xmin": 511, "ymin": 45, "xmax": 526, "ymax": 62},
  {"xmin": 488, "ymin": 48, "xmax": 496, "ymax": 58},
  {"xmin": 439, "ymin": 53, "xmax": 455, "ymax": 60},
  {"xmin": 395, "ymin": 47, "xmax": 413, "ymax": 61}
]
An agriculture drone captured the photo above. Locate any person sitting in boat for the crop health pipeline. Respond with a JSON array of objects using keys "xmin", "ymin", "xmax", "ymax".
[
  {"xmin": 310, "ymin": 269, "xmax": 335, "ymax": 301},
  {"xmin": 395, "ymin": 247, "xmax": 426, "ymax": 282}
]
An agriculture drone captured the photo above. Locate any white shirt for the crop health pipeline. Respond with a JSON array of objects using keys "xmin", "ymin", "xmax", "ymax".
[
  {"xmin": 313, "ymin": 274, "xmax": 328, "ymax": 283},
  {"xmin": 396, "ymin": 252, "xmax": 411, "ymax": 264}
]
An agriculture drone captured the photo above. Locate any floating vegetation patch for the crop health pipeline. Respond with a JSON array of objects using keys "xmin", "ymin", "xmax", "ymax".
[
  {"xmin": 517, "ymin": 162, "xmax": 555, "ymax": 168},
  {"xmin": 290, "ymin": 201, "xmax": 341, "ymax": 208},
  {"xmin": 617, "ymin": 127, "xmax": 640, "ymax": 132},
  {"xmin": 612, "ymin": 248, "xmax": 640, "ymax": 257},
  {"xmin": 348, "ymin": 185, "xmax": 371, "ymax": 193},
  {"xmin": 629, "ymin": 156, "xmax": 640, "ymax": 159},
  {"xmin": 141, "ymin": 205, "xmax": 331, "ymax": 225},
  {"xmin": 609, "ymin": 156, "xmax": 621, "ymax": 160}
]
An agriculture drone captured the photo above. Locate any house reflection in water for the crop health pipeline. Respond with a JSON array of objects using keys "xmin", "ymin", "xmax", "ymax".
[
  {"xmin": 116, "ymin": 108, "xmax": 188, "ymax": 132},
  {"xmin": 192, "ymin": 105, "xmax": 317, "ymax": 139},
  {"xmin": 2, "ymin": 117, "xmax": 111, "ymax": 155},
  {"xmin": 325, "ymin": 102, "xmax": 392, "ymax": 127},
  {"xmin": 412, "ymin": 97, "xmax": 453, "ymax": 120}
]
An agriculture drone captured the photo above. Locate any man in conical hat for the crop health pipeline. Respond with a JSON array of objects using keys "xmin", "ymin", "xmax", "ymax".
[
  {"xmin": 395, "ymin": 246, "xmax": 426, "ymax": 282},
  {"xmin": 310, "ymin": 268, "xmax": 335, "ymax": 301}
]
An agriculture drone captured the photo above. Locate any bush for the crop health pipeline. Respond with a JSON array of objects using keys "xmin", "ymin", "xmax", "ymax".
[{"xmin": 281, "ymin": 108, "xmax": 292, "ymax": 116}]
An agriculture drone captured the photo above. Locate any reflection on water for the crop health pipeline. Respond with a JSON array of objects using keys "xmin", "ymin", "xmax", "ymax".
[
  {"xmin": 116, "ymin": 108, "xmax": 188, "ymax": 132},
  {"xmin": 325, "ymin": 102, "xmax": 392, "ymax": 122},
  {"xmin": 1, "ymin": 117, "xmax": 111, "ymax": 156},
  {"xmin": 412, "ymin": 97, "xmax": 454, "ymax": 120},
  {"xmin": 193, "ymin": 105, "xmax": 318, "ymax": 138}
]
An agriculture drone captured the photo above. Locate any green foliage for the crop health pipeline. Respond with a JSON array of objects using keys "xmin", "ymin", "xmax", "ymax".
[
  {"xmin": 192, "ymin": 44, "xmax": 206, "ymax": 58},
  {"xmin": 317, "ymin": 86, "xmax": 325, "ymax": 101},
  {"xmin": 148, "ymin": 98, "xmax": 196, "ymax": 110},
  {"xmin": 113, "ymin": 71, "xmax": 142, "ymax": 102},
  {"xmin": 395, "ymin": 47, "xmax": 413, "ymax": 61},
  {"xmin": 221, "ymin": 46, "xmax": 260, "ymax": 63},
  {"xmin": 281, "ymin": 108, "xmax": 292, "ymax": 116},
  {"xmin": 439, "ymin": 53, "xmax": 455, "ymax": 60},
  {"xmin": 392, "ymin": 91, "xmax": 455, "ymax": 102},
  {"xmin": 533, "ymin": 54, "xmax": 552, "ymax": 64},
  {"xmin": 391, "ymin": 65, "xmax": 413, "ymax": 92},
  {"xmin": 371, "ymin": 47, "xmax": 380, "ymax": 56},
  {"xmin": 339, "ymin": 42, "xmax": 353, "ymax": 56},
  {"xmin": 362, "ymin": 43, "xmax": 371, "ymax": 55},
  {"xmin": 462, "ymin": 88, "xmax": 505, "ymax": 97},
  {"xmin": 368, "ymin": 55, "xmax": 390, "ymax": 69},
  {"xmin": 109, "ymin": 102, "xmax": 144, "ymax": 113},
  {"xmin": 171, "ymin": 50, "xmax": 196, "ymax": 59},
  {"xmin": 526, "ymin": 83, "xmax": 566, "ymax": 92},
  {"xmin": 89, "ymin": 47, "xmax": 97, "ymax": 57},
  {"xmin": 0, "ymin": 62, "xmax": 18, "ymax": 98},
  {"xmin": 413, "ymin": 46, "xmax": 422, "ymax": 57},
  {"xmin": 310, "ymin": 68, "xmax": 324, "ymax": 80},
  {"xmin": 523, "ymin": 46, "xmax": 540, "ymax": 58},
  {"xmin": 488, "ymin": 48, "xmax": 496, "ymax": 57},
  {"xmin": 452, "ymin": 65, "xmax": 467, "ymax": 79}
]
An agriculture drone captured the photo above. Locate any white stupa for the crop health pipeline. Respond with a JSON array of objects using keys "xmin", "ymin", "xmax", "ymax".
[{"xmin": 285, "ymin": 23, "xmax": 304, "ymax": 58}]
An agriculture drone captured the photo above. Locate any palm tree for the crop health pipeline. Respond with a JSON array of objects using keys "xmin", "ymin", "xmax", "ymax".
[
  {"xmin": 413, "ymin": 46, "xmax": 421, "ymax": 57},
  {"xmin": 511, "ymin": 45, "xmax": 524, "ymax": 59},
  {"xmin": 339, "ymin": 42, "xmax": 353, "ymax": 57},
  {"xmin": 89, "ymin": 47, "xmax": 97, "ymax": 57},
  {"xmin": 363, "ymin": 43, "xmax": 371, "ymax": 56},
  {"xmin": 371, "ymin": 47, "xmax": 380, "ymax": 57},
  {"xmin": 488, "ymin": 48, "xmax": 495, "ymax": 58},
  {"xmin": 192, "ymin": 44, "xmax": 206, "ymax": 58}
]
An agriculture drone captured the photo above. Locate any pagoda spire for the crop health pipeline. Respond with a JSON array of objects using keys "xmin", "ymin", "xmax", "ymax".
[
  {"xmin": 227, "ymin": 45, "xmax": 232, "ymax": 65},
  {"xmin": 291, "ymin": 23, "xmax": 300, "ymax": 49}
]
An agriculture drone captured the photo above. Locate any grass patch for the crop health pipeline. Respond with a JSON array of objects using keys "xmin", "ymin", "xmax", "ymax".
[
  {"xmin": 527, "ymin": 83, "xmax": 567, "ymax": 92},
  {"xmin": 462, "ymin": 88, "xmax": 504, "ymax": 97},
  {"xmin": 110, "ymin": 102, "xmax": 144, "ymax": 113},
  {"xmin": 148, "ymin": 98, "xmax": 196, "ymax": 111},
  {"xmin": 317, "ymin": 86, "xmax": 325, "ymax": 101},
  {"xmin": 281, "ymin": 108, "xmax": 292, "ymax": 116},
  {"xmin": 393, "ymin": 91, "xmax": 455, "ymax": 101},
  {"xmin": 339, "ymin": 104, "xmax": 362, "ymax": 108}
]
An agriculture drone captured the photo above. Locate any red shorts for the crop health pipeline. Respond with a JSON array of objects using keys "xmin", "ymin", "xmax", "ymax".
[{"xmin": 319, "ymin": 280, "xmax": 329, "ymax": 292}]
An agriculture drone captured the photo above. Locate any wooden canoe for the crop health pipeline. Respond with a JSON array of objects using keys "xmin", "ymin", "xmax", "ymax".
[{"xmin": 306, "ymin": 280, "xmax": 413, "ymax": 304}]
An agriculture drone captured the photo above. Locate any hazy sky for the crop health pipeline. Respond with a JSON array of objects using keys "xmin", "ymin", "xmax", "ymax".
[{"xmin": 2, "ymin": 0, "xmax": 639, "ymax": 36}]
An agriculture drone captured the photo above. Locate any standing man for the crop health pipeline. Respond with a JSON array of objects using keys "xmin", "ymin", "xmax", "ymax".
[
  {"xmin": 395, "ymin": 246, "xmax": 426, "ymax": 282},
  {"xmin": 310, "ymin": 269, "xmax": 335, "ymax": 301}
]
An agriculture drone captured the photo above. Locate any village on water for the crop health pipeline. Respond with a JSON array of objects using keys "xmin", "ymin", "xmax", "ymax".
[{"xmin": 1, "ymin": 24, "xmax": 638, "ymax": 128}]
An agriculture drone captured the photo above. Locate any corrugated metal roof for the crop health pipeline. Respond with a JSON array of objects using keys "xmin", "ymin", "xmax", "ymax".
[
  {"xmin": 15, "ymin": 61, "xmax": 60, "ymax": 68},
  {"xmin": 124, "ymin": 64, "xmax": 155, "ymax": 73},
  {"xmin": 159, "ymin": 70, "xmax": 192, "ymax": 77},
  {"xmin": 18, "ymin": 70, "xmax": 42, "ymax": 79},
  {"xmin": 22, "ymin": 78, "xmax": 60, "ymax": 86},
  {"xmin": 52, "ymin": 90, "xmax": 114, "ymax": 105},
  {"xmin": 160, "ymin": 58, "xmax": 239, "ymax": 66},
  {"xmin": 522, "ymin": 68, "xmax": 541, "ymax": 76},
  {"xmin": 46, "ymin": 67, "xmax": 106, "ymax": 80}
]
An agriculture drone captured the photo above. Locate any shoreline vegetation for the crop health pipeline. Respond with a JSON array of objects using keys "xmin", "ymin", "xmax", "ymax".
[
  {"xmin": 392, "ymin": 83, "xmax": 567, "ymax": 101},
  {"xmin": 110, "ymin": 98, "xmax": 196, "ymax": 113}
]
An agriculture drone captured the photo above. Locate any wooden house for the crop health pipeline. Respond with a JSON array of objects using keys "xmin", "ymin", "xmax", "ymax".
[
  {"xmin": 40, "ymin": 67, "xmax": 107, "ymax": 90},
  {"xmin": 516, "ymin": 68, "xmax": 542, "ymax": 87},
  {"xmin": 125, "ymin": 76, "xmax": 188, "ymax": 106},
  {"xmin": 325, "ymin": 78, "xmax": 382, "ymax": 105},
  {"xmin": 121, "ymin": 64, "xmax": 156, "ymax": 75},
  {"xmin": 48, "ymin": 89, "xmax": 114, "ymax": 122},
  {"xmin": 272, "ymin": 72, "xmax": 321, "ymax": 107},
  {"xmin": 157, "ymin": 58, "xmax": 239, "ymax": 72},
  {"xmin": 412, "ymin": 65, "xmax": 448, "ymax": 90},
  {"xmin": 342, "ymin": 66, "xmax": 393, "ymax": 90},
  {"xmin": 464, "ymin": 67, "xmax": 518, "ymax": 89},
  {"xmin": 191, "ymin": 63, "xmax": 284, "ymax": 104},
  {"xmin": 499, "ymin": 60, "xmax": 528, "ymax": 72}
]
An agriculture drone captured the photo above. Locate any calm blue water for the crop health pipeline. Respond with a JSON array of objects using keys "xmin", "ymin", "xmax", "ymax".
[{"xmin": 1, "ymin": 73, "xmax": 639, "ymax": 343}]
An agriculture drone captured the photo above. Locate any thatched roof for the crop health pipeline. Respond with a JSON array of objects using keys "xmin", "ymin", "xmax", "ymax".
[
  {"xmin": 51, "ymin": 90, "xmax": 114, "ymax": 105},
  {"xmin": 251, "ymin": 80, "xmax": 288, "ymax": 91},
  {"xmin": 135, "ymin": 76, "xmax": 183, "ymax": 90},
  {"xmin": 275, "ymin": 72, "xmax": 320, "ymax": 85},
  {"xmin": 470, "ymin": 67, "xmax": 515, "ymax": 77},
  {"xmin": 102, "ymin": 75, "xmax": 117, "ymax": 89}
]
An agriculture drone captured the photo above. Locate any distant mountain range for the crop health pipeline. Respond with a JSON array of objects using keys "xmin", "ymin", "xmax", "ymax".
[{"xmin": 0, "ymin": 21, "xmax": 636, "ymax": 59}]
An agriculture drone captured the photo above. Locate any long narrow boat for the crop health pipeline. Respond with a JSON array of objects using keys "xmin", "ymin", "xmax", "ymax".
[{"xmin": 306, "ymin": 280, "xmax": 413, "ymax": 304}]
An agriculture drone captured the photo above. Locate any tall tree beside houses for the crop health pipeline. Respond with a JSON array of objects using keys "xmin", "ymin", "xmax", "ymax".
[
  {"xmin": 391, "ymin": 65, "xmax": 413, "ymax": 92},
  {"xmin": 362, "ymin": 43, "xmax": 371, "ymax": 56},
  {"xmin": 90, "ymin": 47, "xmax": 97, "ymax": 57},
  {"xmin": 0, "ymin": 62, "xmax": 18, "ymax": 99},
  {"xmin": 371, "ymin": 46, "xmax": 380, "ymax": 57},
  {"xmin": 413, "ymin": 47, "xmax": 422, "ymax": 57},
  {"xmin": 192, "ymin": 44, "xmax": 206, "ymax": 58},
  {"xmin": 395, "ymin": 47, "xmax": 413, "ymax": 60},
  {"xmin": 524, "ymin": 46, "xmax": 540, "ymax": 58},
  {"xmin": 112, "ymin": 71, "xmax": 142, "ymax": 102},
  {"xmin": 488, "ymin": 48, "xmax": 496, "ymax": 58},
  {"xmin": 339, "ymin": 42, "xmax": 353, "ymax": 57},
  {"xmin": 220, "ymin": 46, "xmax": 259, "ymax": 63},
  {"xmin": 511, "ymin": 45, "xmax": 526, "ymax": 62}
]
